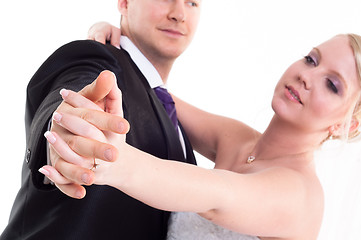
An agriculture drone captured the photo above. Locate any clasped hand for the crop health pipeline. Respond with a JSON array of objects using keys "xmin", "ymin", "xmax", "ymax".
[{"xmin": 40, "ymin": 70, "xmax": 130, "ymax": 199}]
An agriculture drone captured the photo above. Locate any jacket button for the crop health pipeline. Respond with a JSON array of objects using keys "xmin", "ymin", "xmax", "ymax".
[{"xmin": 25, "ymin": 149, "xmax": 31, "ymax": 163}]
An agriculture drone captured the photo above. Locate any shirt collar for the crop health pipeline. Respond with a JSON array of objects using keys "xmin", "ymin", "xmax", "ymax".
[{"xmin": 119, "ymin": 36, "xmax": 164, "ymax": 89}]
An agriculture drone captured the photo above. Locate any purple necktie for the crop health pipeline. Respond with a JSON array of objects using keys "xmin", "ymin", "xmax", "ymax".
[{"xmin": 154, "ymin": 87, "xmax": 179, "ymax": 133}]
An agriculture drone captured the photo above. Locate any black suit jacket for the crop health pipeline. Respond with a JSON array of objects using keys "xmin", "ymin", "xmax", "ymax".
[{"xmin": 1, "ymin": 40, "xmax": 196, "ymax": 240}]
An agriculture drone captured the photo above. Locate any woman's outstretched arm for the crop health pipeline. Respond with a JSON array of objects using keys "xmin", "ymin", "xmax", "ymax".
[
  {"xmin": 41, "ymin": 78, "xmax": 308, "ymax": 237},
  {"xmin": 44, "ymin": 126, "xmax": 306, "ymax": 237}
]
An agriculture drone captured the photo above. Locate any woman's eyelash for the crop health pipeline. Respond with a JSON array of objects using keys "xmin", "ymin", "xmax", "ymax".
[
  {"xmin": 303, "ymin": 55, "xmax": 340, "ymax": 94},
  {"xmin": 327, "ymin": 79, "xmax": 338, "ymax": 94},
  {"xmin": 187, "ymin": 1, "xmax": 198, "ymax": 7},
  {"xmin": 304, "ymin": 55, "xmax": 316, "ymax": 65}
]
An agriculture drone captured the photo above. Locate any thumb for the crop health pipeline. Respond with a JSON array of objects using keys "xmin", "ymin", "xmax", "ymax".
[
  {"xmin": 79, "ymin": 70, "xmax": 116, "ymax": 106},
  {"xmin": 104, "ymin": 76, "xmax": 124, "ymax": 117},
  {"xmin": 79, "ymin": 70, "xmax": 124, "ymax": 117}
]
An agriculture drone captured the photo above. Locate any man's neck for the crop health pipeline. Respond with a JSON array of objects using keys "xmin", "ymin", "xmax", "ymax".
[
  {"xmin": 120, "ymin": 25, "xmax": 176, "ymax": 83},
  {"xmin": 145, "ymin": 55, "xmax": 175, "ymax": 84},
  {"xmin": 130, "ymin": 38, "xmax": 175, "ymax": 84},
  {"xmin": 119, "ymin": 35, "xmax": 171, "ymax": 87}
]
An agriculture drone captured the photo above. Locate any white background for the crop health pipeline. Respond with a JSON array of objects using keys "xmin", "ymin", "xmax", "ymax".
[{"xmin": 1, "ymin": 1, "xmax": 361, "ymax": 239}]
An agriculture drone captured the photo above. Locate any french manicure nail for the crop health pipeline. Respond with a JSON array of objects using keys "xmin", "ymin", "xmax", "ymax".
[
  {"xmin": 44, "ymin": 131, "xmax": 56, "ymax": 144},
  {"xmin": 53, "ymin": 112, "xmax": 62, "ymax": 123},
  {"xmin": 38, "ymin": 167, "xmax": 50, "ymax": 177},
  {"xmin": 60, "ymin": 88, "xmax": 69, "ymax": 97},
  {"xmin": 75, "ymin": 190, "xmax": 83, "ymax": 199}
]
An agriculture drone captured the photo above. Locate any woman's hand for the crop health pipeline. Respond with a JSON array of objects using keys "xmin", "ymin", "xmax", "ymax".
[
  {"xmin": 88, "ymin": 21, "xmax": 121, "ymax": 48},
  {"xmin": 40, "ymin": 70, "xmax": 129, "ymax": 198}
]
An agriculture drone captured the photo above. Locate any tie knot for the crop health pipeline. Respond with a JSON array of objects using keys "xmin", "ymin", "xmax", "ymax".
[{"xmin": 154, "ymin": 87, "xmax": 174, "ymax": 104}]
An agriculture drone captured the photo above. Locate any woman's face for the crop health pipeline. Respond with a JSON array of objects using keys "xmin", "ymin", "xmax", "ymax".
[{"xmin": 272, "ymin": 35, "xmax": 361, "ymax": 134}]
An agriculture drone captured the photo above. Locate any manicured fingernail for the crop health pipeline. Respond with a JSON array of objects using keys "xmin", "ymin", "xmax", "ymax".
[
  {"xmin": 81, "ymin": 173, "xmax": 90, "ymax": 184},
  {"xmin": 60, "ymin": 88, "xmax": 69, "ymax": 98},
  {"xmin": 44, "ymin": 131, "xmax": 56, "ymax": 144},
  {"xmin": 110, "ymin": 71, "xmax": 116, "ymax": 79},
  {"xmin": 75, "ymin": 190, "xmax": 83, "ymax": 199},
  {"xmin": 104, "ymin": 149, "xmax": 113, "ymax": 161},
  {"xmin": 53, "ymin": 112, "xmax": 62, "ymax": 123},
  {"xmin": 118, "ymin": 121, "xmax": 125, "ymax": 133},
  {"xmin": 38, "ymin": 167, "xmax": 50, "ymax": 177}
]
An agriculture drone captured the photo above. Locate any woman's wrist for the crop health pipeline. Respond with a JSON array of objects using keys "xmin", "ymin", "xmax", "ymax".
[{"xmin": 97, "ymin": 142, "xmax": 133, "ymax": 189}]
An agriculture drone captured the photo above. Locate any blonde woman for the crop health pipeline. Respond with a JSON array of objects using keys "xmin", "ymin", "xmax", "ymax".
[{"xmin": 41, "ymin": 34, "xmax": 361, "ymax": 240}]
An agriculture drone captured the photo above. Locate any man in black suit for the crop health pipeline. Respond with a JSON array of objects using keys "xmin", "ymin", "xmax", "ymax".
[{"xmin": 1, "ymin": 0, "xmax": 201, "ymax": 239}]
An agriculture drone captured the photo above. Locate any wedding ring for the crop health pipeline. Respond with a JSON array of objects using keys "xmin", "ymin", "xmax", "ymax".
[{"xmin": 90, "ymin": 158, "xmax": 99, "ymax": 171}]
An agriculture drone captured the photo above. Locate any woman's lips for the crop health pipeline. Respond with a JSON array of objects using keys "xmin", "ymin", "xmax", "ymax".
[{"xmin": 285, "ymin": 86, "xmax": 303, "ymax": 104}]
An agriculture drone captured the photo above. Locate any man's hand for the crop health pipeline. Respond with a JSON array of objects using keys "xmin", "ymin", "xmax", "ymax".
[{"xmin": 42, "ymin": 70, "xmax": 129, "ymax": 198}]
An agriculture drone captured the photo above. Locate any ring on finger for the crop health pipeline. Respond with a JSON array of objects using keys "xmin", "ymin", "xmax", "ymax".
[{"xmin": 90, "ymin": 158, "xmax": 99, "ymax": 171}]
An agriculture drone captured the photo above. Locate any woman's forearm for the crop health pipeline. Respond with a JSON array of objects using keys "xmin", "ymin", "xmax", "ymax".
[{"xmin": 108, "ymin": 143, "xmax": 229, "ymax": 213}]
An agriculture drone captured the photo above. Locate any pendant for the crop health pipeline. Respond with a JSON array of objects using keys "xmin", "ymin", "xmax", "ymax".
[{"xmin": 247, "ymin": 156, "xmax": 255, "ymax": 164}]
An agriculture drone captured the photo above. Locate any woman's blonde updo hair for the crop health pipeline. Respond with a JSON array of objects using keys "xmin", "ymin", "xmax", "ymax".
[
  {"xmin": 344, "ymin": 33, "xmax": 361, "ymax": 141},
  {"xmin": 325, "ymin": 34, "xmax": 361, "ymax": 143}
]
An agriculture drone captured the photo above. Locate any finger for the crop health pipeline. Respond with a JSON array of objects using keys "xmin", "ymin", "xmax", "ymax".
[
  {"xmin": 49, "ymin": 145, "xmax": 61, "ymax": 167},
  {"xmin": 54, "ymin": 157, "xmax": 95, "ymax": 186},
  {"xmin": 39, "ymin": 165, "xmax": 72, "ymax": 185},
  {"xmin": 104, "ymin": 76, "xmax": 123, "ymax": 117},
  {"xmin": 54, "ymin": 108, "xmax": 129, "ymax": 135},
  {"xmin": 38, "ymin": 165, "xmax": 86, "ymax": 199},
  {"xmin": 110, "ymin": 26, "xmax": 121, "ymax": 48},
  {"xmin": 60, "ymin": 88, "xmax": 127, "ymax": 130},
  {"xmin": 55, "ymin": 183, "xmax": 86, "ymax": 199},
  {"xmin": 60, "ymin": 89, "xmax": 103, "ymax": 111},
  {"xmin": 79, "ymin": 70, "xmax": 116, "ymax": 103},
  {"xmin": 64, "ymin": 70, "xmax": 125, "ymax": 119},
  {"xmin": 52, "ymin": 111, "xmax": 106, "ymax": 142},
  {"xmin": 87, "ymin": 22, "xmax": 109, "ymax": 43},
  {"xmin": 94, "ymin": 32, "xmax": 107, "ymax": 44},
  {"xmin": 68, "ymin": 136, "xmax": 119, "ymax": 162},
  {"xmin": 45, "ymin": 131, "xmax": 93, "ymax": 168},
  {"xmin": 47, "ymin": 128, "xmax": 118, "ymax": 163},
  {"xmin": 62, "ymin": 81, "xmax": 126, "ymax": 127},
  {"xmin": 87, "ymin": 23, "xmax": 98, "ymax": 40}
]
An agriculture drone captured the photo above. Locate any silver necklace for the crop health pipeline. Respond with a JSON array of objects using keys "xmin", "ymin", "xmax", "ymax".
[{"xmin": 247, "ymin": 155, "xmax": 256, "ymax": 164}]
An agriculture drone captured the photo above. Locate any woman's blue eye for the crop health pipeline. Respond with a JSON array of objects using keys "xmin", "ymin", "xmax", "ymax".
[
  {"xmin": 304, "ymin": 55, "xmax": 316, "ymax": 66},
  {"xmin": 327, "ymin": 79, "xmax": 338, "ymax": 94}
]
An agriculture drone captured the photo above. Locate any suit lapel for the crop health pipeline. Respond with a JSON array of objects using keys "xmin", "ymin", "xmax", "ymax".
[
  {"xmin": 147, "ymin": 88, "xmax": 185, "ymax": 161},
  {"xmin": 111, "ymin": 46, "xmax": 185, "ymax": 161},
  {"xmin": 178, "ymin": 122, "xmax": 197, "ymax": 165}
]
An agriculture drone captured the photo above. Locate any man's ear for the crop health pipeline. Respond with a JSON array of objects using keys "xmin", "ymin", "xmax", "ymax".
[{"xmin": 118, "ymin": 0, "xmax": 128, "ymax": 16}]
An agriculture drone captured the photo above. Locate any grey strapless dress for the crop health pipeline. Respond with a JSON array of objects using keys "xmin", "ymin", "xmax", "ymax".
[{"xmin": 167, "ymin": 212, "xmax": 260, "ymax": 240}]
